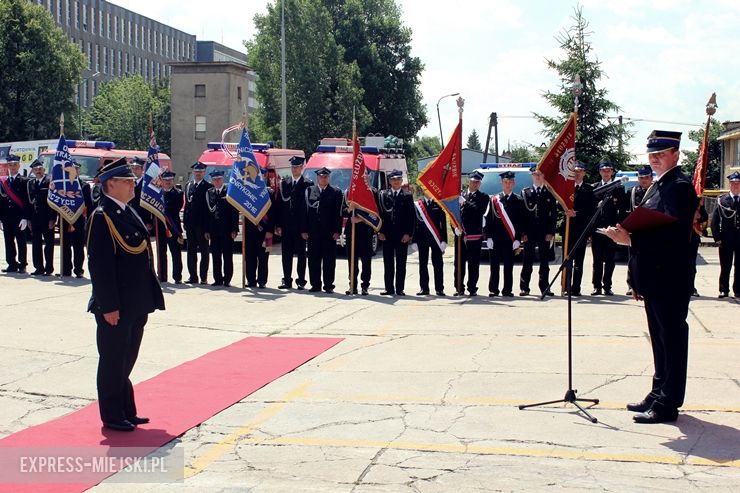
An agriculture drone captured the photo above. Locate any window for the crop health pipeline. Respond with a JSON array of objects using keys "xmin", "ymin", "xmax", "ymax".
[
  {"xmin": 118, "ymin": 51, "xmax": 122, "ymax": 76},
  {"xmin": 99, "ymin": 9, "xmax": 103, "ymax": 36},
  {"xmin": 248, "ymin": 80, "xmax": 256, "ymax": 92},
  {"xmin": 90, "ymin": 6, "xmax": 94, "ymax": 33},
  {"xmin": 106, "ymin": 13, "xmax": 110, "ymax": 39},
  {"xmin": 103, "ymin": 47, "xmax": 107, "ymax": 74},
  {"xmin": 113, "ymin": 16, "xmax": 117, "ymax": 41},
  {"xmin": 74, "ymin": 1, "xmax": 78, "ymax": 29},
  {"xmin": 81, "ymin": 3, "xmax": 86, "ymax": 30},
  {"xmin": 237, "ymin": 87, "xmax": 242, "ymax": 101},
  {"xmin": 66, "ymin": 0, "xmax": 71, "ymax": 25},
  {"xmin": 248, "ymin": 96, "xmax": 258, "ymax": 108},
  {"xmin": 86, "ymin": 42, "xmax": 91, "ymax": 70},
  {"xmin": 194, "ymin": 84, "xmax": 206, "ymax": 98},
  {"xmin": 195, "ymin": 116, "xmax": 207, "ymax": 140},
  {"xmin": 95, "ymin": 44, "xmax": 99, "ymax": 72},
  {"xmin": 735, "ymin": 141, "xmax": 740, "ymax": 167},
  {"xmin": 134, "ymin": 22, "xmax": 138, "ymax": 48},
  {"xmin": 128, "ymin": 20, "xmax": 131, "ymax": 46}
]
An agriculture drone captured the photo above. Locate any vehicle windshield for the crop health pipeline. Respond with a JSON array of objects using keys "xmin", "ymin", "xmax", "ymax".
[
  {"xmin": 302, "ymin": 169, "xmax": 380, "ymax": 192},
  {"xmin": 38, "ymin": 154, "xmax": 100, "ymax": 182},
  {"xmin": 478, "ymin": 171, "xmax": 533, "ymax": 196}
]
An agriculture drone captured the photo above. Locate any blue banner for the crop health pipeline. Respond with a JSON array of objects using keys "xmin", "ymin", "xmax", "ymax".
[
  {"xmin": 226, "ymin": 127, "xmax": 271, "ymax": 225},
  {"xmin": 140, "ymin": 132, "xmax": 167, "ymax": 227},
  {"xmin": 46, "ymin": 135, "xmax": 85, "ymax": 224}
]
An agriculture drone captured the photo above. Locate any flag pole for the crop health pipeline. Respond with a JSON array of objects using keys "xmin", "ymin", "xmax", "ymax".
[
  {"xmin": 241, "ymin": 107, "xmax": 248, "ymax": 289},
  {"xmin": 456, "ymin": 97, "xmax": 464, "ymax": 295},
  {"xmin": 561, "ymin": 76, "xmax": 582, "ymax": 294},
  {"xmin": 148, "ymin": 113, "xmax": 163, "ymax": 281},
  {"xmin": 58, "ymin": 114, "xmax": 66, "ymax": 279}
]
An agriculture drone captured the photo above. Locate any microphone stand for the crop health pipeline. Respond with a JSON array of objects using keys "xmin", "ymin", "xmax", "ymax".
[{"xmin": 518, "ymin": 189, "xmax": 618, "ymax": 423}]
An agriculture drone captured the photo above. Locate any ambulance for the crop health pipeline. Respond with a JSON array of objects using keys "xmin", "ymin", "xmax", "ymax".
[{"xmin": 36, "ymin": 140, "xmax": 172, "ymax": 182}]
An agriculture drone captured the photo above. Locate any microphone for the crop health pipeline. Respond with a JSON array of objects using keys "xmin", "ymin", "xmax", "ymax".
[{"xmin": 592, "ymin": 176, "xmax": 628, "ymax": 198}]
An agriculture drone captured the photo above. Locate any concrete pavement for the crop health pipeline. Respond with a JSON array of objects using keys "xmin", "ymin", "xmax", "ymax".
[{"xmin": 0, "ymin": 235, "xmax": 738, "ymax": 492}]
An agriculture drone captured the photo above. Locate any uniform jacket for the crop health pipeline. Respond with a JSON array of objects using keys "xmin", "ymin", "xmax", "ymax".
[
  {"xmin": 379, "ymin": 188, "xmax": 415, "ymax": 241},
  {"xmin": 628, "ymin": 166, "xmax": 698, "ymax": 297},
  {"xmin": 414, "ymin": 198, "xmax": 448, "ymax": 246},
  {"xmin": 484, "ymin": 192, "xmax": 526, "ymax": 245},
  {"xmin": 163, "ymin": 187, "xmax": 184, "ymax": 236},
  {"xmin": 277, "ymin": 175, "xmax": 312, "ymax": 234},
  {"xmin": 183, "ymin": 179, "xmax": 214, "ymax": 232},
  {"xmin": 304, "ymin": 184, "xmax": 343, "ymax": 236},
  {"xmin": 520, "ymin": 185, "xmax": 557, "ymax": 240},
  {"xmin": 460, "ymin": 189, "xmax": 489, "ymax": 236},
  {"xmin": 130, "ymin": 178, "xmax": 152, "ymax": 226},
  {"xmin": 593, "ymin": 180, "xmax": 627, "ymax": 228},
  {"xmin": 0, "ymin": 174, "xmax": 30, "ymax": 223},
  {"xmin": 245, "ymin": 189, "xmax": 278, "ymax": 238},
  {"xmin": 206, "ymin": 186, "xmax": 240, "ymax": 237},
  {"xmin": 569, "ymin": 182, "xmax": 596, "ymax": 235},
  {"xmin": 711, "ymin": 193, "xmax": 740, "ymax": 247},
  {"xmin": 86, "ymin": 195, "xmax": 165, "ymax": 316},
  {"xmin": 626, "ymin": 185, "xmax": 649, "ymax": 214},
  {"xmin": 27, "ymin": 175, "xmax": 55, "ymax": 224}
]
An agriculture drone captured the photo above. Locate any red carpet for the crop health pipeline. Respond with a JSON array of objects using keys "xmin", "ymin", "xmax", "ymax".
[{"xmin": 0, "ymin": 336, "xmax": 342, "ymax": 492}]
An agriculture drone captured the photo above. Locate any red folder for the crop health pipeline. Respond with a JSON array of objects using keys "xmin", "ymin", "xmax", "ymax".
[{"xmin": 621, "ymin": 207, "xmax": 677, "ymax": 232}]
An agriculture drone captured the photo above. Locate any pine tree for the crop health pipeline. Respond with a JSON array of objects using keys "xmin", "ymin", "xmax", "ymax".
[
  {"xmin": 467, "ymin": 129, "xmax": 482, "ymax": 151},
  {"xmin": 534, "ymin": 6, "xmax": 632, "ymax": 180}
]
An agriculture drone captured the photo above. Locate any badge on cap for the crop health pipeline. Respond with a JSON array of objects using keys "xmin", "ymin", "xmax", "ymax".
[
  {"xmin": 315, "ymin": 167, "xmax": 331, "ymax": 176},
  {"xmin": 161, "ymin": 170, "xmax": 176, "ymax": 179},
  {"xmin": 647, "ymin": 130, "xmax": 682, "ymax": 154},
  {"xmin": 728, "ymin": 171, "xmax": 740, "ymax": 182},
  {"xmin": 598, "ymin": 161, "xmax": 614, "ymax": 170},
  {"xmin": 5, "ymin": 154, "xmax": 21, "ymax": 163},
  {"xmin": 637, "ymin": 165, "xmax": 652, "ymax": 177},
  {"xmin": 499, "ymin": 171, "xmax": 515, "ymax": 180},
  {"xmin": 95, "ymin": 157, "xmax": 136, "ymax": 183},
  {"xmin": 468, "ymin": 170, "xmax": 484, "ymax": 181},
  {"xmin": 209, "ymin": 170, "xmax": 225, "ymax": 178},
  {"xmin": 388, "ymin": 169, "xmax": 403, "ymax": 179},
  {"xmin": 191, "ymin": 161, "xmax": 207, "ymax": 170},
  {"xmin": 289, "ymin": 156, "xmax": 305, "ymax": 166}
]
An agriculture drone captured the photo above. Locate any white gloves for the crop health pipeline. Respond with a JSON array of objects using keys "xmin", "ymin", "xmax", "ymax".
[
  {"xmin": 454, "ymin": 227, "xmax": 462, "ymax": 236},
  {"xmin": 512, "ymin": 240, "xmax": 521, "ymax": 250},
  {"xmin": 458, "ymin": 196, "xmax": 465, "ymax": 205},
  {"xmin": 19, "ymin": 219, "xmax": 28, "ymax": 231},
  {"xmin": 440, "ymin": 241, "xmax": 447, "ymax": 252},
  {"xmin": 410, "ymin": 243, "xmax": 419, "ymax": 252},
  {"xmin": 0, "ymin": 221, "xmax": 3, "ymax": 231},
  {"xmin": 485, "ymin": 238, "xmax": 493, "ymax": 249}
]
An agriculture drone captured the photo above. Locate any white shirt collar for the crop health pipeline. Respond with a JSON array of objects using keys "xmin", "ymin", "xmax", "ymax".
[{"xmin": 106, "ymin": 194, "xmax": 128, "ymax": 211}]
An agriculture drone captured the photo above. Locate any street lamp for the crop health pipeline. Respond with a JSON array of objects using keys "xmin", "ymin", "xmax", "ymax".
[
  {"xmin": 78, "ymin": 71, "xmax": 100, "ymax": 139},
  {"xmin": 436, "ymin": 92, "xmax": 459, "ymax": 146}
]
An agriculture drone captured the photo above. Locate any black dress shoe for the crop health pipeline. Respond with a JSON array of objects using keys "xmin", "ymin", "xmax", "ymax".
[
  {"xmin": 103, "ymin": 420, "xmax": 136, "ymax": 432},
  {"xmin": 200, "ymin": 280, "xmax": 209, "ymax": 285},
  {"xmin": 633, "ymin": 407, "xmax": 678, "ymax": 424},
  {"xmin": 691, "ymin": 289, "xmax": 699, "ymax": 297},
  {"xmin": 719, "ymin": 292, "xmax": 729, "ymax": 298},
  {"xmin": 278, "ymin": 283, "xmax": 292, "ymax": 289},
  {"xmin": 127, "ymin": 416, "xmax": 150, "ymax": 425},
  {"xmin": 591, "ymin": 288, "xmax": 602, "ymax": 296},
  {"xmin": 417, "ymin": 290, "xmax": 430, "ymax": 296},
  {"xmin": 519, "ymin": 290, "xmax": 530, "ymax": 296},
  {"xmin": 626, "ymin": 400, "xmax": 653, "ymax": 413},
  {"xmin": 174, "ymin": 280, "xmax": 183, "ymax": 285},
  {"xmin": 31, "ymin": 270, "xmax": 45, "ymax": 276},
  {"xmin": 324, "ymin": 288, "xmax": 334, "ymax": 294},
  {"xmin": 436, "ymin": 291, "xmax": 445, "ymax": 297},
  {"xmin": 626, "ymin": 289, "xmax": 633, "ymax": 296},
  {"xmin": 247, "ymin": 282, "xmax": 257, "ymax": 288},
  {"xmin": 17, "ymin": 268, "xmax": 27, "ymax": 274},
  {"xmin": 542, "ymin": 290, "xmax": 554, "ymax": 297},
  {"xmin": 223, "ymin": 282, "xmax": 231, "ymax": 288},
  {"xmin": 603, "ymin": 288, "xmax": 614, "ymax": 296},
  {"xmin": 489, "ymin": 292, "xmax": 499, "ymax": 297},
  {"xmin": 345, "ymin": 289, "xmax": 358, "ymax": 295},
  {"xmin": 211, "ymin": 281, "xmax": 223, "ymax": 287},
  {"xmin": 309, "ymin": 287, "xmax": 321, "ymax": 292},
  {"xmin": 361, "ymin": 289, "xmax": 369, "ymax": 296},
  {"xmin": 397, "ymin": 291, "xmax": 406, "ymax": 296},
  {"xmin": 258, "ymin": 283, "xmax": 266, "ymax": 288},
  {"xmin": 502, "ymin": 292, "xmax": 514, "ymax": 297},
  {"xmin": 380, "ymin": 291, "xmax": 395, "ymax": 296},
  {"xmin": 2, "ymin": 267, "xmax": 18, "ymax": 273},
  {"xmin": 296, "ymin": 285, "xmax": 305, "ymax": 291},
  {"xmin": 468, "ymin": 290, "xmax": 477, "ymax": 297},
  {"xmin": 185, "ymin": 278, "xmax": 198, "ymax": 284},
  {"xmin": 453, "ymin": 291, "xmax": 465, "ymax": 297}
]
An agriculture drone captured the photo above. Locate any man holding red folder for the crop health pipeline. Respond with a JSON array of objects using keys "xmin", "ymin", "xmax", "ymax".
[{"xmin": 602, "ymin": 130, "xmax": 698, "ymax": 424}]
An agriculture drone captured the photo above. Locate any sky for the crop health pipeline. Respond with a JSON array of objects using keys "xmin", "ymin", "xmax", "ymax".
[{"xmin": 112, "ymin": 0, "xmax": 740, "ymax": 162}]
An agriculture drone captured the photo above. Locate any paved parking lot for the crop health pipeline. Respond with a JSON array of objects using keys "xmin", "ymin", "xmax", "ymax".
[{"xmin": 0, "ymin": 236, "xmax": 738, "ymax": 491}]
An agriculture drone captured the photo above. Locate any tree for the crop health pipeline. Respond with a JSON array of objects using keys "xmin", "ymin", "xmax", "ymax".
[
  {"xmin": 681, "ymin": 118, "xmax": 724, "ymax": 190},
  {"xmin": 325, "ymin": 0, "xmax": 427, "ymax": 139},
  {"xmin": 86, "ymin": 76, "xmax": 171, "ymax": 153},
  {"xmin": 534, "ymin": 6, "xmax": 632, "ymax": 181},
  {"xmin": 505, "ymin": 143, "xmax": 544, "ymax": 163},
  {"xmin": 467, "ymin": 129, "xmax": 482, "ymax": 151},
  {"xmin": 0, "ymin": 0, "xmax": 85, "ymax": 141},
  {"xmin": 246, "ymin": 0, "xmax": 369, "ymax": 152}
]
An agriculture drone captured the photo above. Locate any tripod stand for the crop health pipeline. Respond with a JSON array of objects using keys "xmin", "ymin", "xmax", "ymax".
[{"xmin": 518, "ymin": 191, "xmax": 617, "ymax": 423}]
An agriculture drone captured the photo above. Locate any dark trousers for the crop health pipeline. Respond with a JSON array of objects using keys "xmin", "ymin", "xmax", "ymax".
[
  {"xmin": 210, "ymin": 232, "xmax": 234, "ymax": 284},
  {"xmin": 31, "ymin": 219, "xmax": 55, "ymax": 273},
  {"xmin": 520, "ymin": 238, "xmax": 550, "ymax": 293},
  {"xmin": 453, "ymin": 237, "xmax": 482, "ymax": 293},
  {"xmin": 245, "ymin": 230, "xmax": 269, "ymax": 286},
  {"xmin": 689, "ymin": 233, "xmax": 700, "ymax": 292},
  {"xmin": 489, "ymin": 242, "xmax": 515, "ymax": 295},
  {"xmin": 718, "ymin": 243, "xmax": 740, "ymax": 295},
  {"xmin": 2, "ymin": 220, "xmax": 27, "ymax": 270},
  {"xmin": 61, "ymin": 222, "xmax": 85, "ymax": 276},
  {"xmin": 186, "ymin": 226, "xmax": 209, "ymax": 282},
  {"xmin": 591, "ymin": 233, "xmax": 616, "ymax": 289},
  {"xmin": 564, "ymin": 234, "xmax": 588, "ymax": 293},
  {"xmin": 382, "ymin": 238, "xmax": 408, "ymax": 293},
  {"xmin": 347, "ymin": 229, "xmax": 373, "ymax": 291},
  {"xmin": 280, "ymin": 230, "xmax": 307, "ymax": 287},
  {"xmin": 156, "ymin": 233, "xmax": 183, "ymax": 283},
  {"xmin": 418, "ymin": 241, "xmax": 444, "ymax": 293},
  {"xmin": 95, "ymin": 312, "xmax": 147, "ymax": 423},
  {"xmin": 643, "ymin": 292, "xmax": 690, "ymax": 412},
  {"xmin": 308, "ymin": 233, "xmax": 337, "ymax": 290}
]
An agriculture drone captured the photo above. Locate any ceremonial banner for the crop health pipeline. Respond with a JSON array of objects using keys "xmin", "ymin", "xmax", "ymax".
[
  {"xmin": 140, "ymin": 129, "xmax": 168, "ymax": 227},
  {"xmin": 347, "ymin": 127, "xmax": 381, "ymax": 231},
  {"xmin": 416, "ymin": 121, "xmax": 463, "ymax": 231},
  {"xmin": 537, "ymin": 112, "xmax": 577, "ymax": 210},
  {"xmin": 226, "ymin": 127, "xmax": 271, "ymax": 225},
  {"xmin": 46, "ymin": 135, "xmax": 85, "ymax": 224},
  {"xmin": 692, "ymin": 117, "xmax": 710, "ymax": 199}
]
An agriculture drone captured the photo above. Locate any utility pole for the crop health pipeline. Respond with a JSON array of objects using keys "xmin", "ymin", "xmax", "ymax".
[
  {"xmin": 280, "ymin": 0, "xmax": 287, "ymax": 147},
  {"xmin": 493, "ymin": 112, "xmax": 499, "ymax": 163}
]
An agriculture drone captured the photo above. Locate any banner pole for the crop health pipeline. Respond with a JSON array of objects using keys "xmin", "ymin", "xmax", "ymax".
[
  {"xmin": 154, "ymin": 220, "xmax": 162, "ymax": 281},
  {"xmin": 241, "ymin": 214, "xmax": 246, "ymax": 289},
  {"xmin": 561, "ymin": 216, "xmax": 571, "ymax": 294},
  {"xmin": 349, "ymin": 218, "xmax": 356, "ymax": 294},
  {"xmin": 59, "ymin": 214, "xmax": 65, "ymax": 278}
]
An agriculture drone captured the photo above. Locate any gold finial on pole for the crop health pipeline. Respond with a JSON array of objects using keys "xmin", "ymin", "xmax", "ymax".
[{"xmin": 706, "ymin": 93, "xmax": 717, "ymax": 116}]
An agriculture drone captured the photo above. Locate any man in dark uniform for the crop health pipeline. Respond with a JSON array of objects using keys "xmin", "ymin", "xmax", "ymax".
[
  {"xmin": 454, "ymin": 170, "xmax": 489, "ymax": 296},
  {"xmin": 711, "ymin": 171, "xmax": 740, "ymax": 298},
  {"xmin": 563, "ymin": 162, "xmax": 596, "ymax": 296},
  {"xmin": 244, "ymin": 181, "xmax": 276, "ymax": 289},
  {"xmin": 0, "ymin": 154, "xmax": 30, "ymax": 274},
  {"xmin": 603, "ymin": 130, "xmax": 698, "ymax": 424},
  {"xmin": 378, "ymin": 169, "xmax": 415, "ymax": 296},
  {"xmin": 129, "ymin": 157, "xmax": 152, "ymax": 231},
  {"xmin": 276, "ymin": 156, "xmax": 312, "ymax": 289},
  {"xmin": 205, "ymin": 171, "xmax": 239, "ymax": 287},
  {"xmin": 625, "ymin": 165, "xmax": 653, "ymax": 296},
  {"xmin": 27, "ymin": 159, "xmax": 56, "ymax": 276},
  {"xmin": 59, "ymin": 161, "xmax": 87, "ymax": 278},
  {"xmin": 86, "ymin": 158, "xmax": 165, "ymax": 431},
  {"xmin": 183, "ymin": 162, "xmax": 213, "ymax": 284},
  {"xmin": 413, "ymin": 192, "xmax": 447, "ymax": 296},
  {"xmin": 305, "ymin": 167, "xmax": 343, "ymax": 293},
  {"xmin": 344, "ymin": 174, "xmax": 380, "ymax": 296},
  {"xmin": 590, "ymin": 161, "xmax": 625, "ymax": 295},
  {"xmin": 485, "ymin": 171, "xmax": 525, "ymax": 297},
  {"xmin": 156, "ymin": 171, "xmax": 184, "ymax": 284},
  {"xmin": 519, "ymin": 167, "xmax": 558, "ymax": 296}
]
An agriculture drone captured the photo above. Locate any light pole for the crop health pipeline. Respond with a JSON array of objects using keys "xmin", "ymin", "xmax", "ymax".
[
  {"xmin": 436, "ymin": 92, "xmax": 459, "ymax": 146},
  {"xmin": 78, "ymin": 71, "xmax": 100, "ymax": 139}
]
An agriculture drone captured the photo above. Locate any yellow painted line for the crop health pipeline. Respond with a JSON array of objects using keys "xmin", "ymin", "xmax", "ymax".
[
  {"xmin": 183, "ymin": 382, "xmax": 309, "ymax": 478},
  {"xmin": 240, "ymin": 435, "xmax": 740, "ymax": 468}
]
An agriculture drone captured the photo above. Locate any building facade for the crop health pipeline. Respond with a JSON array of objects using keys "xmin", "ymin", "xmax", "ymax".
[
  {"xmin": 28, "ymin": 0, "xmax": 196, "ymax": 107},
  {"xmin": 718, "ymin": 121, "xmax": 740, "ymax": 190}
]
